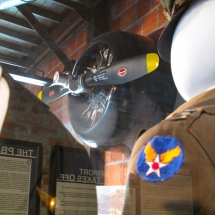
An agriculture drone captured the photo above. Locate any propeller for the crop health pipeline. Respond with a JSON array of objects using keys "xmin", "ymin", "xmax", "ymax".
[
  {"xmin": 38, "ymin": 53, "xmax": 159, "ymax": 103},
  {"xmin": 38, "ymin": 84, "xmax": 70, "ymax": 103},
  {"xmin": 83, "ymin": 53, "xmax": 159, "ymax": 86}
]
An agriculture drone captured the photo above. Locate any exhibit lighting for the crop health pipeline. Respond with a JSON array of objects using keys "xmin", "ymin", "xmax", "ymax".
[
  {"xmin": 0, "ymin": 0, "xmax": 35, "ymax": 10},
  {"xmin": 36, "ymin": 187, "xmax": 56, "ymax": 213},
  {"xmin": 9, "ymin": 72, "xmax": 52, "ymax": 87}
]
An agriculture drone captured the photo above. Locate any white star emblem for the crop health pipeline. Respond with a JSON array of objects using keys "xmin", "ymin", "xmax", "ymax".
[{"xmin": 146, "ymin": 155, "xmax": 167, "ymax": 177}]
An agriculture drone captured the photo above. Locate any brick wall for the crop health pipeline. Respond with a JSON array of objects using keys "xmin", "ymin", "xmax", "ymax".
[
  {"xmin": 111, "ymin": 0, "xmax": 167, "ymax": 35},
  {"xmin": 104, "ymin": 145, "xmax": 130, "ymax": 185}
]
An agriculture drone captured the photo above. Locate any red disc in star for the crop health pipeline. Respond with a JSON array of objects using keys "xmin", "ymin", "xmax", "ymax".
[{"xmin": 152, "ymin": 162, "xmax": 159, "ymax": 170}]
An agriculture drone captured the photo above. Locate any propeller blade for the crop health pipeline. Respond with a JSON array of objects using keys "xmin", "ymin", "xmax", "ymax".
[
  {"xmin": 83, "ymin": 53, "xmax": 159, "ymax": 86},
  {"xmin": 38, "ymin": 85, "xmax": 70, "ymax": 103}
]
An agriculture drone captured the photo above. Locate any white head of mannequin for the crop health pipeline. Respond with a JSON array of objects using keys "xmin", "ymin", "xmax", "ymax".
[{"xmin": 171, "ymin": 0, "xmax": 215, "ymax": 101}]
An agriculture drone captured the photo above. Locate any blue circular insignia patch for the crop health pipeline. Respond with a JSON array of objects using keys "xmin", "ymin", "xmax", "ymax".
[{"xmin": 136, "ymin": 136, "xmax": 184, "ymax": 182}]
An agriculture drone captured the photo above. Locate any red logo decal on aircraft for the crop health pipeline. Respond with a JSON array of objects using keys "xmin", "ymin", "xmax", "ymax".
[
  {"xmin": 49, "ymin": 91, "xmax": 54, "ymax": 97},
  {"xmin": 118, "ymin": 68, "xmax": 127, "ymax": 77}
]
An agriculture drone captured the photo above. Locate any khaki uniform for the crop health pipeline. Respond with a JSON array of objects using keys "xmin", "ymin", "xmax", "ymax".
[{"xmin": 123, "ymin": 89, "xmax": 215, "ymax": 215}]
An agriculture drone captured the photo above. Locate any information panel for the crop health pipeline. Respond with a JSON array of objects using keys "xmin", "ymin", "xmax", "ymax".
[
  {"xmin": 97, "ymin": 185, "xmax": 136, "ymax": 215},
  {"xmin": 49, "ymin": 146, "xmax": 104, "ymax": 215},
  {"xmin": 0, "ymin": 138, "xmax": 42, "ymax": 215}
]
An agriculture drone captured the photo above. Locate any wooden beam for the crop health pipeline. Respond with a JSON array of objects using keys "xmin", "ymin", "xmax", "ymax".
[
  {"xmin": 0, "ymin": 26, "xmax": 42, "ymax": 46},
  {"xmin": 90, "ymin": 0, "xmax": 105, "ymax": 8},
  {"xmin": 17, "ymin": 4, "xmax": 74, "ymax": 71},
  {"xmin": 50, "ymin": 0, "xmax": 90, "ymax": 9},
  {"xmin": 0, "ymin": 12, "xmax": 33, "ymax": 31},
  {"xmin": 0, "ymin": 40, "xmax": 33, "ymax": 56},
  {"xmin": 0, "ymin": 11, "xmax": 55, "ymax": 33},
  {"xmin": 1, "ymin": 64, "xmax": 18, "ymax": 73},
  {"xmin": 26, "ymin": 4, "xmax": 67, "ymax": 23},
  {"xmin": 0, "ymin": 53, "xmax": 27, "ymax": 65},
  {"xmin": 0, "ymin": 58, "xmax": 44, "ymax": 76},
  {"xmin": 50, "ymin": 0, "xmax": 92, "ymax": 22},
  {"xmin": 21, "ymin": 11, "xmax": 84, "ymax": 72}
]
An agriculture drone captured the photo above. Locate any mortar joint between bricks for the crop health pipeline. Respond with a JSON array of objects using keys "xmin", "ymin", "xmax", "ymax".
[{"xmin": 105, "ymin": 160, "xmax": 129, "ymax": 166}]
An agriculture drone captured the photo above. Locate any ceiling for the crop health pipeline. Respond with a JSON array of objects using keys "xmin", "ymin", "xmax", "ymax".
[{"xmin": 0, "ymin": 0, "xmax": 106, "ymax": 80}]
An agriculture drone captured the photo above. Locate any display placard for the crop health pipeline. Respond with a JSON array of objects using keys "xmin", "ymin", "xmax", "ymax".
[
  {"xmin": 49, "ymin": 146, "xmax": 104, "ymax": 215},
  {"xmin": 0, "ymin": 138, "xmax": 43, "ymax": 215}
]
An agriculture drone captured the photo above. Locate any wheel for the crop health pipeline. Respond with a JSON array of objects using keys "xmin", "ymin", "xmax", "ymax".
[{"xmin": 68, "ymin": 31, "xmax": 177, "ymax": 148}]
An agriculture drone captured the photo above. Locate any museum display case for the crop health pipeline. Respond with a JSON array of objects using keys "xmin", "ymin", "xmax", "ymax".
[{"xmin": 1, "ymin": 0, "xmax": 215, "ymax": 214}]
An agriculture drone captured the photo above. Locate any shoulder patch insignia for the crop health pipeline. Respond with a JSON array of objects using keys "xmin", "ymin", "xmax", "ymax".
[{"xmin": 136, "ymin": 136, "xmax": 184, "ymax": 182}]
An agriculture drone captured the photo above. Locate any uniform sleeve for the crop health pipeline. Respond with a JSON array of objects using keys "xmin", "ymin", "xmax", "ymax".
[{"xmin": 127, "ymin": 123, "xmax": 163, "ymax": 175}]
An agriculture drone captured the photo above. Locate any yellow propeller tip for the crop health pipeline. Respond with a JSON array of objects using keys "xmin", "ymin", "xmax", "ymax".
[
  {"xmin": 38, "ymin": 91, "xmax": 42, "ymax": 100},
  {"xmin": 146, "ymin": 53, "xmax": 159, "ymax": 73}
]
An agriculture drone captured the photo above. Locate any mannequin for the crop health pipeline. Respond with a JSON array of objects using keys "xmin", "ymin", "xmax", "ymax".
[
  {"xmin": 171, "ymin": 0, "xmax": 215, "ymax": 101},
  {"xmin": 122, "ymin": 0, "xmax": 215, "ymax": 214}
]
